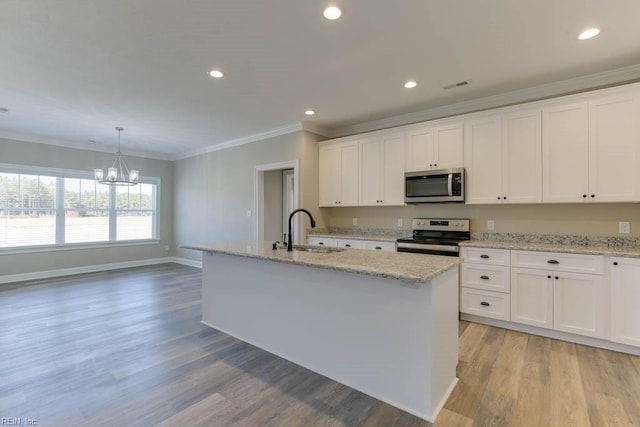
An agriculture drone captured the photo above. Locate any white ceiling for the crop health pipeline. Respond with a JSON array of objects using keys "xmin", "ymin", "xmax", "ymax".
[{"xmin": 1, "ymin": 0, "xmax": 640, "ymax": 160}]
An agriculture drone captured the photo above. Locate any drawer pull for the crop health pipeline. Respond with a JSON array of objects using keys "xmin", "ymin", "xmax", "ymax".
[
  {"xmin": 345, "ymin": 244, "xmax": 351, "ymax": 247},
  {"xmin": 375, "ymin": 246, "xmax": 382, "ymax": 250},
  {"xmin": 319, "ymin": 242, "xmax": 324, "ymax": 245},
  {"xmin": 613, "ymin": 262, "xmax": 618, "ymax": 266},
  {"xmin": 547, "ymin": 259, "xmax": 559, "ymax": 264},
  {"xmin": 480, "ymin": 254, "xmax": 490, "ymax": 259},
  {"xmin": 480, "ymin": 301, "xmax": 490, "ymax": 307},
  {"xmin": 480, "ymin": 275, "xmax": 490, "ymax": 280}
]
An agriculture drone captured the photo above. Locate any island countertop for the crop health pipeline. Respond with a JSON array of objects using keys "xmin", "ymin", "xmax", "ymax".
[{"xmin": 183, "ymin": 240, "xmax": 460, "ymax": 283}]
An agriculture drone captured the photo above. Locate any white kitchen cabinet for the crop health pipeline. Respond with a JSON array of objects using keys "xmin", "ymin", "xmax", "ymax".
[
  {"xmin": 542, "ymin": 102, "xmax": 589, "ymax": 203},
  {"xmin": 610, "ymin": 257, "xmax": 640, "ymax": 347},
  {"xmin": 307, "ymin": 237, "xmax": 338, "ymax": 247},
  {"xmin": 588, "ymin": 93, "xmax": 640, "ymax": 202},
  {"xmin": 363, "ymin": 241, "xmax": 396, "ymax": 252},
  {"xmin": 461, "ymin": 287, "xmax": 510, "ymax": 321},
  {"xmin": 553, "ymin": 271, "xmax": 607, "ymax": 339},
  {"xmin": 359, "ymin": 133, "xmax": 405, "ymax": 206},
  {"xmin": 405, "ymin": 122, "xmax": 463, "ymax": 172},
  {"xmin": 307, "ymin": 237, "xmax": 396, "ymax": 252},
  {"xmin": 335, "ymin": 239, "xmax": 364, "ymax": 249},
  {"xmin": 460, "ymin": 247, "xmax": 511, "ymax": 320},
  {"xmin": 542, "ymin": 92, "xmax": 640, "ymax": 203},
  {"xmin": 319, "ymin": 140, "xmax": 359, "ymax": 207},
  {"xmin": 464, "ymin": 109, "xmax": 541, "ymax": 204},
  {"xmin": 510, "ymin": 267, "xmax": 554, "ymax": 329}
]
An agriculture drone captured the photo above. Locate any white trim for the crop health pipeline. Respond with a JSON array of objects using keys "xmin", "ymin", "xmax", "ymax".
[
  {"xmin": 172, "ymin": 256, "xmax": 203, "ymax": 268},
  {"xmin": 0, "ymin": 131, "xmax": 172, "ymax": 161},
  {"xmin": 460, "ymin": 313, "xmax": 640, "ymax": 356},
  {"xmin": 254, "ymin": 160, "xmax": 300, "ymax": 244},
  {"xmin": 173, "ymin": 123, "xmax": 305, "ymax": 160},
  {"xmin": 327, "ymin": 64, "xmax": 640, "ymax": 138},
  {"xmin": 300, "ymin": 122, "xmax": 332, "ymax": 137},
  {"xmin": 0, "ymin": 257, "xmax": 176, "ymax": 285},
  {"xmin": 0, "ymin": 239, "xmax": 161, "ymax": 256}
]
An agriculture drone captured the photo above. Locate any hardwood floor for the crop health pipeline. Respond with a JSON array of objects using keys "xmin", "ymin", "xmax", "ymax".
[{"xmin": 1, "ymin": 264, "xmax": 638, "ymax": 426}]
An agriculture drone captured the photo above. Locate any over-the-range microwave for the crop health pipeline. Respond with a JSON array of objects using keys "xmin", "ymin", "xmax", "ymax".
[{"xmin": 404, "ymin": 168, "xmax": 465, "ymax": 203}]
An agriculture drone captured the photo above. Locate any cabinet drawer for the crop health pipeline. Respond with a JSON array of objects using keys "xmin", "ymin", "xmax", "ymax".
[
  {"xmin": 461, "ymin": 247, "xmax": 510, "ymax": 266},
  {"xmin": 363, "ymin": 241, "xmax": 396, "ymax": 252},
  {"xmin": 511, "ymin": 250, "xmax": 603, "ymax": 274},
  {"xmin": 335, "ymin": 239, "xmax": 365, "ymax": 249},
  {"xmin": 461, "ymin": 287, "xmax": 510, "ymax": 321},
  {"xmin": 461, "ymin": 263, "xmax": 510, "ymax": 293},
  {"xmin": 307, "ymin": 237, "xmax": 338, "ymax": 247}
]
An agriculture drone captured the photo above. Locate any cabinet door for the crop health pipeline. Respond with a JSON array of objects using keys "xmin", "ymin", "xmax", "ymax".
[
  {"xmin": 405, "ymin": 126, "xmax": 434, "ymax": 172},
  {"xmin": 503, "ymin": 109, "xmax": 542, "ymax": 203},
  {"xmin": 588, "ymin": 94, "xmax": 640, "ymax": 202},
  {"xmin": 511, "ymin": 267, "xmax": 553, "ymax": 328},
  {"xmin": 463, "ymin": 116, "xmax": 503, "ymax": 204},
  {"xmin": 553, "ymin": 272, "xmax": 607, "ymax": 339},
  {"xmin": 610, "ymin": 257, "xmax": 640, "ymax": 346},
  {"xmin": 307, "ymin": 237, "xmax": 338, "ymax": 247},
  {"xmin": 434, "ymin": 123, "xmax": 464, "ymax": 169},
  {"xmin": 335, "ymin": 239, "xmax": 364, "ymax": 249},
  {"xmin": 319, "ymin": 145, "xmax": 341, "ymax": 206},
  {"xmin": 339, "ymin": 142, "xmax": 359, "ymax": 206},
  {"xmin": 359, "ymin": 138, "xmax": 384, "ymax": 206},
  {"xmin": 542, "ymin": 102, "xmax": 589, "ymax": 203},
  {"xmin": 382, "ymin": 134, "xmax": 406, "ymax": 205}
]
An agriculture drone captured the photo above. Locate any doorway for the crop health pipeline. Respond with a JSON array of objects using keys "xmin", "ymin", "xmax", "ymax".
[{"xmin": 255, "ymin": 160, "xmax": 299, "ymax": 244}]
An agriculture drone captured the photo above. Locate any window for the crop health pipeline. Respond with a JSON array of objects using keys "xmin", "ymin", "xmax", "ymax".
[{"xmin": 0, "ymin": 165, "xmax": 159, "ymax": 250}]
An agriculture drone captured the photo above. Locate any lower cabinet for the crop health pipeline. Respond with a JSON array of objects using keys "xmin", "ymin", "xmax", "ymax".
[
  {"xmin": 460, "ymin": 287, "xmax": 510, "ymax": 320},
  {"xmin": 510, "ymin": 267, "xmax": 553, "ymax": 329},
  {"xmin": 553, "ymin": 271, "xmax": 606, "ymax": 339},
  {"xmin": 307, "ymin": 236, "xmax": 396, "ymax": 252},
  {"xmin": 610, "ymin": 257, "xmax": 640, "ymax": 346}
]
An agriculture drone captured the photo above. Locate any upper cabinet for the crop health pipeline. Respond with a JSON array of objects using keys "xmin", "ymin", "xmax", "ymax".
[
  {"xmin": 359, "ymin": 133, "xmax": 405, "ymax": 206},
  {"xmin": 464, "ymin": 109, "xmax": 541, "ymax": 204},
  {"xmin": 405, "ymin": 122, "xmax": 463, "ymax": 172},
  {"xmin": 543, "ymin": 92, "xmax": 640, "ymax": 203},
  {"xmin": 319, "ymin": 140, "xmax": 359, "ymax": 207}
]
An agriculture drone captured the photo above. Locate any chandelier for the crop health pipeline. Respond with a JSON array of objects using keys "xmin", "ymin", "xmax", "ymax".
[{"xmin": 94, "ymin": 127, "xmax": 139, "ymax": 186}]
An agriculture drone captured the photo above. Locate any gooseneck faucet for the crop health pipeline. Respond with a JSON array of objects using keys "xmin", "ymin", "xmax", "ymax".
[{"xmin": 287, "ymin": 208, "xmax": 316, "ymax": 251}]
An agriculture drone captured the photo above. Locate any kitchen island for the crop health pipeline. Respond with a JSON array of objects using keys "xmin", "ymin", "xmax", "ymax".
[{"xmin": 183, "ymin": 241, "xmax": 460, "ymax": 422}]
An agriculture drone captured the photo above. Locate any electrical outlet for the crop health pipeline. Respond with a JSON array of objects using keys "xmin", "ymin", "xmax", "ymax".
[
  {"xmin": 397, "ymin": 218, "xmax": 403, "ymax": 228},
  {"xmin": 487, "ymin": 220, "xmax": 495, "ymax": 231},
  {"xmin": 246, "ymin": 210, "xmax": 252, "ymax": 217},
  {"xmin": 619, "ymin": 221, "xmax": 630, "ymax": 234},
  {"xmin": 352, "ymin": 218, "xmax": 358, "ymax": 226}
]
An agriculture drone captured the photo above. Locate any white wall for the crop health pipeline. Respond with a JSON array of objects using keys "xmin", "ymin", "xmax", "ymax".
[{"xmin": 0, "ymin": 137, "xmax": 174, "ymax": 277}]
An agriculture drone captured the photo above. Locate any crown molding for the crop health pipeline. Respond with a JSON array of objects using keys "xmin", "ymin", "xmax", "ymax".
[
  {"xmin": 300, "ymin": 122, "xmax": 332, "ymax": 137},
  {"xmin": 0, "ymin": 130, "xmax": 173, "ymax": 161},
  {"xmin": 327, "ymin": 63, "xmax": 640, "ymax": 138},
  {"xmin": 172, "ymin": 122, "xmax": 305, "ymax": 161}
]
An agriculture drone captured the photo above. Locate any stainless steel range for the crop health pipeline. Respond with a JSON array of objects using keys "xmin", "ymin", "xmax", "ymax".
[{"xmin": 397, "ymin": 218, "xmax": 470, "ymax": 256}]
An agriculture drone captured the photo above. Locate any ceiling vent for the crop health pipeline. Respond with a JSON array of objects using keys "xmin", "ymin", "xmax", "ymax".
[{"xmin": 443, "ymin": 80, "xmax": 469, "ymax": 90}]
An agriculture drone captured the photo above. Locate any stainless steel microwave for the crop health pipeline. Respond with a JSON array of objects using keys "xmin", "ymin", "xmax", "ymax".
[{"xmin": 405, "ymin": 168, "xmax": 465, "ymax": 203}]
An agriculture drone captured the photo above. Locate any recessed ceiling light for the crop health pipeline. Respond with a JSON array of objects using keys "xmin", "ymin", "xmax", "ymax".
[
  {"xmin": 323, "ymin": 6, "xmax": 342, "ymax": 20},
  {"xmin": 404, "ymin": 81, "xmax": 418, "ymax": 89},
  {"xmin": 578, "ymin": 28, "xmax": 600, "ymax": 40},
  {"xmin": 305, "ymin": 110, "xmax": 316, "ymax": 116},
  {"xmin": 208, "ymin": 69, "xmax": 224, "ymax": 78}
]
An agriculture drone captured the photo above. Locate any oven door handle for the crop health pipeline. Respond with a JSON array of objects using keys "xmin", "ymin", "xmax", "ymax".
[
  {"xmin": 396, "ymin": 242, "xmax": 460, "ymax": 253},
  {"xmin": 447, "ymin": 173, "xmax": 453, "ymax": 197}
]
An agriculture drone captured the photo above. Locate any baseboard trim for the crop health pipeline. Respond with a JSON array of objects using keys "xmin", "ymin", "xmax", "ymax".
[
  {"xmin": 0, "ymin": 257, "xmax": 178, "ymax": 285},
  {"xmin": 171, "ymin": 257, "xmax": 203, "ymax": 268}
]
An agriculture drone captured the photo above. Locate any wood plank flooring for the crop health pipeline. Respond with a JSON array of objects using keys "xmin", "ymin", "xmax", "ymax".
[{"xmin": 1, "ymin": 264, "xmax": 639, "ymax": 426}]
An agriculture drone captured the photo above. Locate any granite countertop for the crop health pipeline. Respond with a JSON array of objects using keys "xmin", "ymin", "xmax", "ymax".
[
  {"xmin": 461, "ymin": 240, "xmax": 640, "ymax": 258},
  {"xmin": 306, "ymin": 232, "xmax": 403, "ymax": 243},
  {"xmin": 183, "ymin": 241, "xmax": 459, "ymax": 283}
]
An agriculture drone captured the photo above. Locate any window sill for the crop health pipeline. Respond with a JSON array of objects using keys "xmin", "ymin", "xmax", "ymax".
[{"xmin": 0, "ymin": 239, "xmax": 162, "ymax": 256}]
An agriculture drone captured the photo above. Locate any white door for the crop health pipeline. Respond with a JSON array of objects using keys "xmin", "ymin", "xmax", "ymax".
[
  {"xmin": 359, "ymin": 138, "xmax": 384, "ymax": 205},
  {"xmin": 503, "ymin": 109, "xmax": 542, "ymax": 203},
  {"xmin": 433, "ymin": 123, "xmax": 464, "ymax": 169},
  {"xmin": 339, "ymin": 142, "xmax": 359, "ymax": 206},
  {"xmin": 405, "ymin": 126, "xmax": 434, "ymax": 172},
  {"xmin": 553, "ymin": 271, "xmax": 606, "ymax": 339},
  {"xmin": 610, "ymin": 257, "xmax": 640, "ymax": 346},
  {"xmin": 282, "ymin": 169, "xmax": 295, "ymax": 244},
  {"xmin": 510, "ymin": 267, "xmax": 553, "ymax": 328},
  {"xmin": 464, "ymin": 116, "xmax": 503, "ymax": 204},
  {"xmin": 319, "ymin": 145, "xmax": 340, "ymax": 206},
  {"xmin": 588, "ymin": 93, "xmax": 640, "ymax": 202},
  {"xmin": 382, "ymin": 134, "xmax": 406, "ymax": 205},
  {"xmin": 542, "ymin": 102, "xmax": 589, "ymax": 203}
]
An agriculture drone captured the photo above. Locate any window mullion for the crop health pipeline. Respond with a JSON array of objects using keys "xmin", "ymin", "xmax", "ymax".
[
  {"xmin": 55, "ymin": 177, "xmax": 65, "ymax": 244},
  {"xmin": 109, "ymin": 186, "xmax": 116, "ymax": 241}
]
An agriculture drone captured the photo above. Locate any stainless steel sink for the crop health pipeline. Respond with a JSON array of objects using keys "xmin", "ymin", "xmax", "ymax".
[{"xmin": 293, "ymin": 245, "xmax": 346, "ymax": 254}]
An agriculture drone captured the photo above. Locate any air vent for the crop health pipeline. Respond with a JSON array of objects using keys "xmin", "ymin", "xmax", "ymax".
[{"xmin": 443, "ymin": 80, "xmax": 470, "ymax": 90}]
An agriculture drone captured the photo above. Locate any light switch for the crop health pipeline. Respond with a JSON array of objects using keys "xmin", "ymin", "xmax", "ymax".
[
  {"xmin": 619, "ymin": 222, "xmax": 630, "ymax": 234},
  {"xmin": 487, "ymin": 220, "xmax": 495, "ymax": 231}
]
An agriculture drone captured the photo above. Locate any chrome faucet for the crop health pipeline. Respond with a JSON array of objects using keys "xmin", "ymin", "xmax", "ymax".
[{"xmin": 287, "ymin": 208, "xmax": 316, "ymax": 251}]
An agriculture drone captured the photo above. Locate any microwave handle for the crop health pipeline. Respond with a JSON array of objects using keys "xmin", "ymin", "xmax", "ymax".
[{"xmin": 447, "ymin": 173, "xmax": 453, "ymax": 196}]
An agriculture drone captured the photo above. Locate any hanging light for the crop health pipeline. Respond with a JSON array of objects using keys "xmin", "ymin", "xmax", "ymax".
[{"xmin": 94, "ymin": 127, "xmax": 139, "ymax": 186}]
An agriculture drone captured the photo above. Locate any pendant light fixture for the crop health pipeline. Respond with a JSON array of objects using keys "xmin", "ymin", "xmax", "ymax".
[{"xmin": 94, "ymin": 127, "xmax": 139, "ymax": 186}]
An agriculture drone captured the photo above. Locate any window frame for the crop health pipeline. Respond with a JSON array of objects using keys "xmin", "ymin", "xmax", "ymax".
[{"xmin": 0, "ymin": 163, "xmax": 161, "ymax": 254}]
